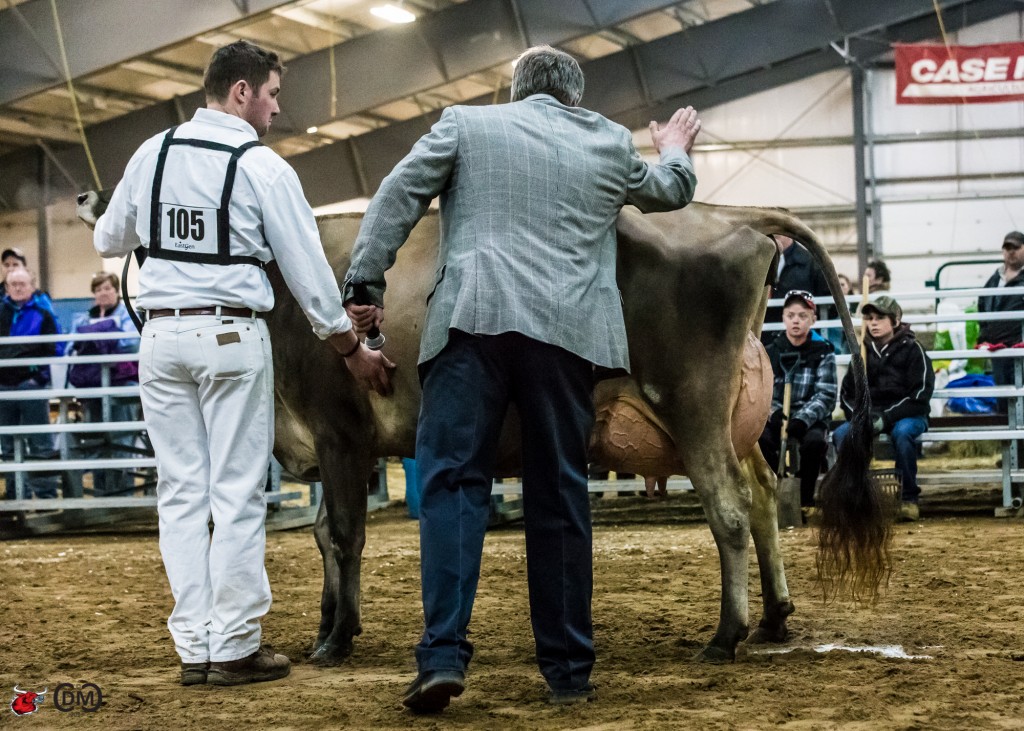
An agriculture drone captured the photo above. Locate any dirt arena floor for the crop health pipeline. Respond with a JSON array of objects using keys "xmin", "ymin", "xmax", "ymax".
[{"xmin": 2, "ymin": 493, "xmax": 1023, "ymax": 730}]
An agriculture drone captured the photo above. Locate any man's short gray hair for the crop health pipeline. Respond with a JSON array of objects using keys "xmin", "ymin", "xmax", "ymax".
[{"xmin": 511, "ymin": 46, "xmax": 584, "ymax": 106}]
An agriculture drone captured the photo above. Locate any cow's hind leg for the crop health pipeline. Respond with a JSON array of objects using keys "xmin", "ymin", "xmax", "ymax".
[
  {"xmin": 684, "ymin": 447, "xmax": 752, "ymax": 662},
  {"xmin": 309, "ymin": 441, "xmax": 373, "ymax": 666},
  {"xmin": 742, "ymin": 452, "xmax": 795, "ymax": 644},
  {"xmin": 313, "ymin": 499, "xmax": 341, "ymax": 652}
]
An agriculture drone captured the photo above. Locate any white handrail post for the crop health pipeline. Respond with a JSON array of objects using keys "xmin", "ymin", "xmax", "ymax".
[{"xmin": 12, "ymin": 431, "xmax": 26, "ymax": 500}]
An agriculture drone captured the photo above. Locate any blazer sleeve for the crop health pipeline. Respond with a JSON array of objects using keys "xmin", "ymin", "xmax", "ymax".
[
  {"xmin": 343, "ymin": 108, "xmax": 460, "ymax": 306},
  {"xmin": 624, "ymin": 140, "xmax": 697, "ymax": 213}
]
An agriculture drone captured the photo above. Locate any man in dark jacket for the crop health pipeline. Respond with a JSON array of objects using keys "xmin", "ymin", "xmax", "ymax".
[
  {"xmin": 0, "ymin": 268, "xmax": 60, "ymax": 500},
  {"xmin": 759, "ymin": 290, "xmax": 837, "ymax": 508},
  {"xmin": 762, "ymin": 235, "xmax": 831, "ymax": 344},
  {"xmin": 977, "ymin": 231, "xmax": 1024, "ymax": 394},
  {"xmin": 835, "ymin": 295, "xmax": 934, "ymax": 521}
]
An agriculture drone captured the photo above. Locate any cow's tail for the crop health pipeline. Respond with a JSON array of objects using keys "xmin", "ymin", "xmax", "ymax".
[{"xmin": 765, "ymin": 211, "xmax": 892, "ymax": 602}]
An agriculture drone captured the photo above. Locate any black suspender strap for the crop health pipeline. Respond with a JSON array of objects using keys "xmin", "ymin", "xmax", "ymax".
[
  {"xmin": 148, "ymin": 130, "xmax": 265, "ymax": 268},
  {"xmin": 218, "ymin": 140, "xmax": 262, "ymax": 266},
  {"xmin": 148, "ymin": 126, "xmax": 180, "ymax": 260}
]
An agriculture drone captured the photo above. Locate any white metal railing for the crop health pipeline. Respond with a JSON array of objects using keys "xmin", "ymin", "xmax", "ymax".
[{"xmin": 0, "ymin": 329, "xmax": 146, "ymax": 507}]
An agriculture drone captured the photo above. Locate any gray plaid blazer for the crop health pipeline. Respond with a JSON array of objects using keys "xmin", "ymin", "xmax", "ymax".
[{"xmin": 344, "ymin": 94, "xmax": 697, "ymax": 369}]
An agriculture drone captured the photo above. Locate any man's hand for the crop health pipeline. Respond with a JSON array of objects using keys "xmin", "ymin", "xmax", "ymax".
[
  {"xmin": 76, "ymin": 191, "xmax": 101, "ymax": 230},
  {"xmin": 650, "ymin": 106, "xmax": 701, "ymax": 155},
  {"xmin": 345, "ymin": 302, "xmax": 383, "ymax": 337},
  {"xmin": 787, "ymin": 418, "xmax": 808, "ymax": 441},
  {"xmin": 344, "ymin": 344, "xmax": 396, "ymax": 396}
]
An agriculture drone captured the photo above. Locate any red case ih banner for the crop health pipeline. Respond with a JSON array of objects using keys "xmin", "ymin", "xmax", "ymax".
[{"xmin": 895, "ymin": 42, "xmax": 1024, "ymax": 104}]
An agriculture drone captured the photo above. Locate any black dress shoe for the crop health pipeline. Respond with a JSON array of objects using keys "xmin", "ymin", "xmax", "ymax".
[
  {"xmin": 548, "ymin": 683, "xmax": 597, "ymax": 705},
  {"xmin": 402, "ymin": 670, "xmax": 465, "ymax": 713},
  {"xmin": 180, "ymin": 661, "xmax": 209, "ymax": 686}
]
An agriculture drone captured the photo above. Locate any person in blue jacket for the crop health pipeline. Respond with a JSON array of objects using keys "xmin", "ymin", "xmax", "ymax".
[{"xmin": 0, "ymin": 268, "xmax": 60, "ymax": 500}]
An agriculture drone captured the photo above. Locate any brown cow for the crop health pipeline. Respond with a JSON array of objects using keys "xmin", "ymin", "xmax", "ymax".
[
  {"xmin": 266, "ymin": 203, "xmax": 887, "ymax": 665},
  {"xmin": 77, "ymin": 194, "xmax": 887, "ymax": 666}
]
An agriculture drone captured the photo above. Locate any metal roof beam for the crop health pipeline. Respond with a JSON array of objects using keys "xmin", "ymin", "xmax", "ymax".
[
  {"xmin": 290, "ymin": 0, "xmax": 1024, "ymax": 207},
  {"xmin": 2, "ymin": 0, "xmax": 1021, "ymax": 211},
  {"xmin": 0, "ymin": 0, "xmax": 295, "ymax": 106}
]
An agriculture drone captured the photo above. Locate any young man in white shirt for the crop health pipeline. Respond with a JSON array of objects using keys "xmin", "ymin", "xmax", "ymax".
[{"xmin": 91, "ymin": 40, "xmax": 393, "ymax": 687}]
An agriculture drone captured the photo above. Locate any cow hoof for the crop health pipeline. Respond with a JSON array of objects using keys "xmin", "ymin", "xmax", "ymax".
[
  {"xmin": 747, "ymin": 601, "xmax": 795, "ymax": 644},
  {"xmin": 309, "ymin": 640, "xmax": 354, "ymax": 666},
  {"xmin": 692, "ymin": 645, "xmax": 735, "ymax": 663},
  {"xmin": 746, "ymin": 624, "xmax": 789, "ymax": 645}
]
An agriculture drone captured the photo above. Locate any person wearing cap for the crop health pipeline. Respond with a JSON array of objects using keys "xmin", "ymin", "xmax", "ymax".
[
  {"xmin": 835, "ymin": 295, "xmax": 934, "ymax": 522},
  {"xmin": 977, "ymin": 231, "xmax": 1024, "ymax": 397},
  {"xmin": 1, "ymin": 247, "xmax": 27, "ymax": 299},
  {"xmin": 758, "ymin": 290, "xmax": 837, "ymax": 510},
  {"xmin": 762, "ymin": 235, "xmax": 831, "ymax": 345}
]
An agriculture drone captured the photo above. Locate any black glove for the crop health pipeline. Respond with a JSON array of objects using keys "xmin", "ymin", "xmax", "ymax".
[
  {"xmin": 787, "ymin": 418, "xmax": 808, "ymax": 441},
  {"xmin": 769, "ymin": 409, "xmax": 783, "ymax": 430}
]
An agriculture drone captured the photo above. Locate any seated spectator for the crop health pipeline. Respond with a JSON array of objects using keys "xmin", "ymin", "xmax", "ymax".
[
  {"xmin": 758, "ymin": 291, "xmax": 837, "ymax": 509},
  {"xmin": 864, "ymin": 258, "xmax": 891, "ymax": 293},
  {"xmin": 67, "ymin": 272, "xmax": 140, "ymax": 497},
  {"xmin": 762, "ymin": 235, "xmax": 830, "ymax": 344},
  {"xmin": 1, "ymin": 247, "xmax": 59, "ymax": 329},
  {"xmin": 0, "ymin": 268, "xmax": 60, "ymax": 500},
  {"xmin": 834, "ymin": 296, "xmax": 934, "ymax": 522},
  {"xmin": 977, "ymin": 231, "xmax": 1024, "ymax": 400}
]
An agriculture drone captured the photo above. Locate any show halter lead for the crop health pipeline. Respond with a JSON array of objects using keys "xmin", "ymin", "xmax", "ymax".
[{"xmin": 352, "ymin": 282, "xmax": 385, "ymax": 350}]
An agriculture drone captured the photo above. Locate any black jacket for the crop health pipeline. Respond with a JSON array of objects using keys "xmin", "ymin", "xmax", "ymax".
[
  {"xmin": 764, "ymin": 242, "xmax": 831, "ymax": 329},
  {"xmin": 840, "ymin": 324, "xmax": 934, "ymax": 430},
  {"xmin": 977, "ymin": 268, "xmax": 1024, "ymax": 346}
]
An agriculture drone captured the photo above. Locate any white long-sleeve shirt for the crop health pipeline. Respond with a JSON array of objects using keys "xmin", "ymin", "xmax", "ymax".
[{"xmin": 93, "ymin": 108, "xmax": 351, "ymax": 340}]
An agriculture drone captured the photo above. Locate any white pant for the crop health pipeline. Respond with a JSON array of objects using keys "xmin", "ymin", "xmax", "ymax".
[{"xmin": 139, "ymin": 314, "xmax": 274, "ymax": 662}]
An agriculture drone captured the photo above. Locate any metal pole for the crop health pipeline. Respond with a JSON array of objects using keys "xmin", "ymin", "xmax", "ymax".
[
  {"xmin": 36, "ymin": 147, "xmax": 51, "ymax": 293},
  {"xmin": 851, "ymin": 64, "xmax": 869, "ymax": 275}
]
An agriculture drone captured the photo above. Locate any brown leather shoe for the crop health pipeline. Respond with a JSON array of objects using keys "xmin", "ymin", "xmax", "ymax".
[
  {"xmin": 207, "ymin": 646, "xmax": 291, "ymax": 686},
  {"xmin": 180, "ymin": 661, "xmax": 209, "ymax": 686}
]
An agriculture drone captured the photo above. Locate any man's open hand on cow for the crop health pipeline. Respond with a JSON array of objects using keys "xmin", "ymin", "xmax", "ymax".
[{"xmin": 650, "ymin": 106, "xmax": 701, "ymax": 155}]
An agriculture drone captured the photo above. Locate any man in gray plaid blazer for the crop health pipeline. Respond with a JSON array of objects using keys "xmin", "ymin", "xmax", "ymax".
[{"xmin": 344, "ymin": 45, "xmax": 700, "ymax": 711}]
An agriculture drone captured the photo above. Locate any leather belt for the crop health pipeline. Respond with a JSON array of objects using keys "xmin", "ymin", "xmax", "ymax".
[{"xmin": 147, "ymin": 307, "xmax": 264, "ymax": 319}]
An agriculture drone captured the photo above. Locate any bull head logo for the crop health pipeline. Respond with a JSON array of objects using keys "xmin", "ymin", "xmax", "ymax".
[{"xmin": 10, "ymin": 686, "xmax": 47, "ymax": 716}]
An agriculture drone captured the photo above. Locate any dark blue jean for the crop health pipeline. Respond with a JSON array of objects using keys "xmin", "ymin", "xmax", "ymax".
[
  {"xmin": 0, "ymin": 380, "xmax": 59, "ymax": 500},
  {"xmin": 833, "ymin": 416, "xmax": 928, "ymax": 503},
  {"xmin": 414, "ymin": 331, "xmax": 595, "ymax": 691}
]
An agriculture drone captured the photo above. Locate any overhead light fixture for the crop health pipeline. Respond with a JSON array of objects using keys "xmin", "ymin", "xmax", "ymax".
[
  {"xmin": 306, "ymin": 126, "xmax": 319, "ymax": 134},
  {"xmin": 370, "ymin": 3, "xmax": 416, "ymax": 23}
]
